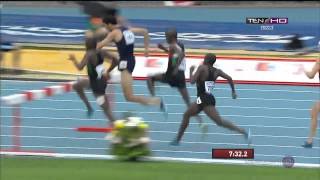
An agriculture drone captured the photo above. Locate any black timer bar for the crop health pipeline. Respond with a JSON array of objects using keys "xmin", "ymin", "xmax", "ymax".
[{"xmin": 212, "ymin": 149, "xmax": 254, "ymax": 159}]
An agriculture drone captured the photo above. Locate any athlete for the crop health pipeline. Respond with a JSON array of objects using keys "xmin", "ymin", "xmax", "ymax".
[
  {"xmin": 69, "ymin": 2, "xmax": 120, "ymax": 119},
  {"xmin": 68, "ymin": 31, "xmax": 118, "ymax": 124},
  {"xmin": 97, "ymin": 15, "xmax": 165, "ymax": 112},
  {"xmin": 170, "ymin": 53, "xmax": 250, "ymax": 145},
  {"xmin": 302, "ymin": 53, "xmax": 320, "ymax": 148},
  {"xmin": 147, "ymin": 28, "xmax": 208, "ymax": 132}
]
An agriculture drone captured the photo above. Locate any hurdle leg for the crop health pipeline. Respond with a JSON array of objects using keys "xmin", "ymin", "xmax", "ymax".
[{"xmin": 12, "ymin": 105, "xmax": 21, "ymax": 151}]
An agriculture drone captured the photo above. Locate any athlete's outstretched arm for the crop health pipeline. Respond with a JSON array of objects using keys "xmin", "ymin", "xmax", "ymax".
[
  {"xmin": 130, "ymin": 27, "xmax": 149, "ymax": 56},
  {"xmin": 190, "ymin": 65, "xmax": 204, "ymax": 84},
  {"xmin": 97, "ymin": 31, "xmax": 116, "ymax": 49},
  {"xmin": 219, "ymin": 70, "xmax": 237, "ymax": 99},
  {"xmin": 305, "ymin": 59, "xmax": 320, "ymax": 79},
  {"xmin": 68, "ymin": 53, "xmax": 90, "ymax": 70},
  {"xmin": 158, "ymin": 44, "xmax": 169, "ymax": 53}
]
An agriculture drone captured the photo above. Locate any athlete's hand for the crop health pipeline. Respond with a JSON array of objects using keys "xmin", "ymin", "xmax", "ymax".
[
  {"xmin": 232, "ymin": 92, "xmax": 237, "ymax": 99},
  {"xmin": 158, "ymin": 43, "xmax": 165, "ymax": 50},
  {"xmin": 68, "ymin": 54, "xmax": 76, "ymax": 61}
]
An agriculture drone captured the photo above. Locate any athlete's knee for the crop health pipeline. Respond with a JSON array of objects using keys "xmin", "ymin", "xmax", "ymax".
[
  {"xmin": 214, "ymin": 118, "xmax": 223, "ymax": 126},
  {"xmin": 72, "ymin": 83, "xmax": 81, "ymax": 90},
  {"xmin": 124, "ymin": 93, "xmax": 135, "ymax": 102},
  {"xmin": 311, "ymin": 103, "xmax": 320, "ymax": 115},
  {"xmin": 183, "ymin": 111, "xmax": 192, "ymax": 120}
]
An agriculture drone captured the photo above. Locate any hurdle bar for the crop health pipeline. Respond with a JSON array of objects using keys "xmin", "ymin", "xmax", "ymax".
[
  {"xmin": 76, "ymin": 127, "xmax": 113, "ymax": 133},
  {"xmin": 0, "ymin": 81, "xmax": 76, "ymax": 153},
  {"xmin": 0, "ymin": 81, "xmax": 75, "ymax": 105}
]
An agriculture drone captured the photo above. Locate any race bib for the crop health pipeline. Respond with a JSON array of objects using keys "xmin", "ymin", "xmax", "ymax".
[
  {"xmin": 95, "ymin": 64, "xmax": 106, "ymax": 79},
  {"xmin": 196, "ymin": 97, "xmax": 202, "ymax": 104},
  {"xmin": 123, "ymin": 30, "xmax": 135, "ymax": 45},
  {"xmin": 119, "ymin": 61, "xmax": 128, "ymax": 70},
  {"xmin": 205, "ymin": 81, "xmax": 215, "ymax": 94}
]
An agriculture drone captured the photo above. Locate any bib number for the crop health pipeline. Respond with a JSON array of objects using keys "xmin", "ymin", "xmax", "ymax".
[
  {"xmin": 119, "ymin": 61, "xmax": 128, "ymax": 70},
  {"xmin": 205, "ymin": 81, "xmax": 215, "ymax": 94},
  {"xmin": 123, "ymin": 30, "xmax": 135, "ymax": 45},
  {"xmin": 196, "ymin": 97, "xmax": 202, "ymax": 105}
]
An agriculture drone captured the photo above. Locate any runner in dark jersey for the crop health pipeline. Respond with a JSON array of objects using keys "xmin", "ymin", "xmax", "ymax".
[
  {"xmin": 68, "ymin": 31, "xmax": 118, "ymax": 124},
  {"xmin": 97, "ymin": 15, "xmax": 166, "ymax": 114},
  {"xmin": 170, "ymin": 53, "xmax": 250, "ymax": 145},
  {"xmin": 302, "ymin": 57, "xmax": 320, "ymax": 148},
  {"xmin": 147, "ymin": 28, "xmax": 208, "ymax": 133},
  {"xmin": 67, "ymin": 2, "xmax": 120, "ymax": 120}
]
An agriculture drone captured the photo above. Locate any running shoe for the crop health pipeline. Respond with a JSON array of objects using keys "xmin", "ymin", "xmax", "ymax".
[
  {"xmin": 169, "ymin": 139, "xmax": 180, "ymax": 146},
  {"xmin": 302, "ymin": 142, "xmax": 313, "ymax": 148},
  {"xmin": 87, "ymin": 108, "xmax": 94, "ymax": 118}
]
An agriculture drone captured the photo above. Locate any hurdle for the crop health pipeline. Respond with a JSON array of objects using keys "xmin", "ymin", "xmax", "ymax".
[
  {"xmin": 0, "ymin": 81, "xmax": 75, "ymax": 153},
  {"xmin": 76, "ymin": 127, "xmax": 113, "ymax": 133}
]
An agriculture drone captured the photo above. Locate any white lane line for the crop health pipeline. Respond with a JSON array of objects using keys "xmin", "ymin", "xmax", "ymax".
[
  {"xmin": 1, "ymin": 128, "xmax": 319, "ymax": 140},
  {"xmin": 1, "ymin": 151, "xmax": 319, "ymax": 168},
  {"xmin": 1, "ymin": 115, "xmax": 316, "ymax": 130},
  {"xmin": 39, "ymin": 97, "xmax": 315, "ymax": 103},
  {"xmin": 11, "ymin": 99, "xmax": 309, "ymax": 111},
  {"xmin": 1, "ymin": 89, "xmax": 316, "ymax": 102},
  {"xmin": 1, "ymin": 135, "xmax": 319, "ymax": 149},
  {"xmin": 1, "ymin": 144, "xmax": 319, "ymax": 159},
  {"xmin": 0, "ymin": 106, "xmax": 311, "ymax": 119},
  {"xmin": 2, "ymin": 84, "xmax": 319, "ymax": 93}
]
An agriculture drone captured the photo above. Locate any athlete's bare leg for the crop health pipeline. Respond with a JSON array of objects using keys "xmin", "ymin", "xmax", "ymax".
[
  {"xmin": 73, "ymin": 78, "xmax": 94, "ymax": 116},
  {"xmin": 203, "ymin": 106, "xmax": 247, "ymax": 136},
  {"xmin": 147, "ymin": 74, "xmax": 163, "ymax": 96},
  {"xmin": 122, "ymin": 70, "xmax": 161, "ymax": 106},
  {"xmin": 178, "ymin": 88, "xmax": 204, "ymax": 125},
  {"xmin": 172, "ymin": 102, "xmax": 200, "ymax": 144},
  {"xmin": 93, "ymin": 93, "xmax": 115, "ymax": 124},
  {"xmin": 304, "ymin": 101, "xmax": 320, "ymax": 147}
]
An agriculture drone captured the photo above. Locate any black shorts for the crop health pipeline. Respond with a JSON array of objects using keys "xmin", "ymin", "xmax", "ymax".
[
  {"xmin": 160, "ymin": 70, "xmax": 186, "ymax": 89},
  {"xmin": 118, "ymin": 56, "xmax": 136, "ymax": 74},
  {"xmin": 196, "ymin": 93, "xmax": 216, "ymax": 111},
  {"xmin": 90, "ymin": 78, "xmax": 107, "ymax": 95}
]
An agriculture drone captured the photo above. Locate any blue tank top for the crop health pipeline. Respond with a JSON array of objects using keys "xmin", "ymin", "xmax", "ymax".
[{"xmin": 115, "ymin": 27, "xmax": 135, "ymax": 61}]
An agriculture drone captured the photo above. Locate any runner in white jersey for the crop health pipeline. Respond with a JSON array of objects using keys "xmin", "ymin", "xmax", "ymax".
[{"xmin": 301, "ymin": 40, "xmax": 320, "ymax": 148}]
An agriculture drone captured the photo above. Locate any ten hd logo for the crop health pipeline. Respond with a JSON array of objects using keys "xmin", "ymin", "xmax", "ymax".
[
  {"xmin": 246, "ymin": 17, "xmax": 288, "ymax": 31},
  {"xmin": 246, "ymin": 17, "xmax": 288, "ymax": 24}
]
